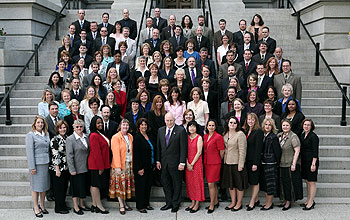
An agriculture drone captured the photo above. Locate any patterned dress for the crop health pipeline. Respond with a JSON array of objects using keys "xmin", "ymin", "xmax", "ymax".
[{"xmin": 185, "ymin": 135, "xmax": 205, "ymax": 201}]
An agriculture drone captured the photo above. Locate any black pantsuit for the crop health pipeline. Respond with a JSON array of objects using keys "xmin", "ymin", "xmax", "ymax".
[
  {"xmin": 135, "ymin": 169, "xmax": 153, "ymax": 209},
  {"xmin": 50, "ymin": 170, "xmax": 69, "ymax": 212},
  {"xmin": 280, "ymin": 165, "xmax": 303, "ymax": 201}
]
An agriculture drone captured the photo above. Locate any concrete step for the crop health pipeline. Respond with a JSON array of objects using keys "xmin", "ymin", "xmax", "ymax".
[
  {"xmin": 0, "ymin": 115, "xmax": 36, "ymax": 124},
  {"xmin": 319, "ymin": 146, "xmax": 350, "ymax": 157},
  {"xmin": 318, "ymin": 135, "xmax": 350, "ymax": 146},
  {"xmin": 0, "ymin": 145, "xmax": 26, "ymax": 156},
  {"xmin": 0, "ymin": 106, "xmax": 37, "ymax": 115},
  {"xmin": 0, "ymin": 156, "xmax": 27, "ymax": 168},
  {"xmin": 0, "ymin": 182, "xmax": 30, "ymax": 196},
  {"xmin": 15, "ymin": 83, "xmax": 49, "ymax": 91},
  {"xmin": 303, "ymin": 90, "xmax": 341, "ymax": 98},
  {"xmin": 315, "ymin": 125, "xmax": 350, "ymax": 135},
  {"xmin": 0, "ymin": 124, "xmax": 32, "ymax": 134},
  {"xmin": 0, "ymin": 169, "xmax": 29, "ymax": 182},
  {"xmin": 301, "ymin": 76, "xmax": 335, "ymax": 82},
  {"xmin": 302, "ymin": 98, "xmax": 342, "ymax": 106},
  {"xmin": 318, "ymin": 170, "xmax": 350, "ymax": 183},
  {"xmin": 0, "ymin": 135, "xmax": 26, "ymax": 145},
  {"xmin": 302, "ymin": 106, "xmax": 350, "ymax": 115},
  {"xmin": 10, "ymin": 90, "xmax": 45, "ymax": 98},
  {"xmin": 319, "ymin": 157, "xmax": 350, "ymax": 170},
  {"xmin": 305, "ymin": 115, "xmax": 350, "ymax": 125},
  {"xmin": 20, "ymin": 76, "xmax": 49, "ymax": 83},
  {"xmin": 8, "ymin": 98, "xmax": 42, "ymax": 106}
]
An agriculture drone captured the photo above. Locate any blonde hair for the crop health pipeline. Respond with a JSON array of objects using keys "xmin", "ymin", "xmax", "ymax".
[
  {"xmin": 61, "ymin": 35, "xmax": 71, "ymax": 47},
  {"xmin": 31, "ymin": 115, "xmax": 48, "ymax": 134},
  {"xmin": 106, "ymin": 67, "xmax": 120, "ymax": 83},
  {"xmin": 41, "ymin": 89, "xmax": 55, "ymax": 102},
  {"xmin": 262, "ymin": 118, "xmax": 277, "ymax": 134}
]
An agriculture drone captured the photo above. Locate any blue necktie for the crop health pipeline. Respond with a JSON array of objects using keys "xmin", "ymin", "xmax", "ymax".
[
  {"xmin": 165, "ymin": 129, "xmax": 171, "ymax": 146},
  {"xmin": 191, "ymin": 68, "xmax": 196, "ymax": 86},
  {"xmin": 102, "ymin": 38, "xmax": 105, "ymax": 45}
]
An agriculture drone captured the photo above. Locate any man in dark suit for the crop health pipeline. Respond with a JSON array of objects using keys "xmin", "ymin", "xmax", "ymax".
[
  {"xmin": 220, "ymin": 86, "xmax": 237, "ymax": 125},
  {"xmin": 218, "ymin": 50, "xmax": 243, "ymax": 81},
  {"xmin": 274, "ymin": 60, "xmax": 302, "ymax": 101},
  {"xmin": 82, "ymin": 61, "xmax": 106, "ymax": 89},
  {"xmin": 219, "ymin": 65, "xmax": 245, "ymax": 102},
  {"xmin": 192, "ymin": 26, "xmax": 211, "ymax": 57},
  {"xmin": 196, "ymin": 47, "xmax": 216, "ymax": 78},
  {"xmin": 274, "ymin": 47, "xmax": 285, "ymax": 72},
  {"xmin": 256, "ymin": 63, "xmax": 273, "ymax": 102},
  {"xmin": 252, "ymin": 41, "xmax": 273, "ymax": 66},
  {"xmin": 156, "ymin": 112, "xmax": 187, "ymax": 213},
  {"xmin": 214, "ymin": 19, "xmax": 233, "ymax": 53},
  {"xmin": 239, "ymin": 49, "xmax": 258, "ymax": 82},
  {"xmin": 119, "ymin": 8, "xmax": 137, "ymax": 40},
  {"xmin": 106, "ymin": 50, "xmax": 130, "ymax": 86},
  {"xmin": 93, "ymin": 26, "xmax": 116, "ymax": 55},
  {"xmin": 184, "ymin": 57, "xmax": 202, "ymax": 87},
  {"xmin": 70, "ymin": 78, "xmax": 85, "ymax": 102},
  {"xmin": 98, "ymin": 12, "xmax": 115, "ymax": 35},
  {"xmin": 258, "ymin": 27, "xmax": 276, "ymax": 55},
  {"xmin": 237, "ymin": 32, "xmax": 257, "ymax": 60},
  {"xmin": 86, "ymin": 21, "xmax": 100, "ymax": 42},
  {"xmin": 161, "ymin": 14, "xmax": 176, "ymax": 41},
  {"xmin": 67, "ymin": 24, "xmax": 80, "ymax": 48},
  {"xmin": 144, "ymin": 28, "xmax": 161, "ymax": 54},
  {"xmin": 168, "ymin": 25, "xmax": 187, "ymax": 49},
  {"xmin": 74, "ymin": 29, "xmax": 92, "ymax": 56},
  {"xmin": 72, "ymin": 43, "xmax": 93, "ymax": 68},
  {"xmin": 233, "ymin": 19, "xmax": 254, "ymax": 47},
  {"xmin": 72, "ymin": 9, "xmax": 90, "ymax": 35},
  {"xmin": 101, "ymin": 105, "xmax": 118, "ymax": 140},
  {"xmin": 194, "ymin": 63, "xmax": 218, "ymax": 91},
  {"xmin": 152, "ymin": 8, "xmax": 168, "ymax": 33}
]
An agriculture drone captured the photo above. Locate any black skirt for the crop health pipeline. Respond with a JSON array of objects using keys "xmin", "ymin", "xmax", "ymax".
[
  {"xmin": 90, "ymin": 169, "xmax": 109, "ymax": 189},
  {"xmin": 259, "ymin": 164, "xmax": 279, "ymax": 196},
  {"xmin": 246, "ymin": 161, "xmax": 260, "ymax": 185},
  {"xmin": 70, "ymin": 172, "xmax": 88, "ymax": 198},
  {"xmin": 280, "ymin": 165, "xmax": 303, "ymax": 201},
  {"xmin": 301, "ymin": 160, "xmax": 319, "ymax": 182},
  {"xmin": 221, "ymin": 164, "xmax": 249, "ymax": 191}
]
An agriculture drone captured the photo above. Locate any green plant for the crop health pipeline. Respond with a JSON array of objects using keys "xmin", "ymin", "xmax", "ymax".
[{"xmin": 0, "ymin": 28, "xmax": 6, "ymax": 36}]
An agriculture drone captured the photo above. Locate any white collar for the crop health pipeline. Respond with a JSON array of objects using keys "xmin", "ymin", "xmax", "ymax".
[
  {"xmin": 74, "ymin": 131, "xmax": 86, "ymax": 140},
  {"xmin": 34, "ymin": 131, "xmax": 45, "ymax": 136}
]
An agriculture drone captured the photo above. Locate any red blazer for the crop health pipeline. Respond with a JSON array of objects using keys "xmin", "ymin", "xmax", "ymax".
[
  {"xmin": 114, "ymin": 90, "xmax": 127, "ymax": 117},
  {"xmin": 88, "ymin": 132, "xmax": 110, "ymax": 170},
  {"xmin": 203, "ymin": 131, "xmax": 225, "ymax": 165}
]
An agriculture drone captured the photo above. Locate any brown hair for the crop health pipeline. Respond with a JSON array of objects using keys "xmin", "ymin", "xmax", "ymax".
[
  {"xmin": 151, "ymin": 95, "xmax": 165, "ymax": 116},
  {"xmin": 265, "ymin": 57, "xmax": 280, "ymax": 76},
  {"xmin": 54, "ymin": 120, "xmax": 69, "ymax": 134},
  {"xmin": 182, "ymin": 109, "xmax": 195, "ymax": 124},
  {"xmin": 31, "ymin": 115, "xmax": 48, "ymax": 134},
  {"xmin": 243, "ymin": 113, "xmax": 260, "ymax": 132}
]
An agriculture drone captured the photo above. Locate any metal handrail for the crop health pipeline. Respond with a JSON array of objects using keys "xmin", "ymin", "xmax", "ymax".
[
  {"xmin": 0, "ymin": 0, "xmax": 70, "ymax": 109},
  {"xmin": 135, "ymin": 0, "xmax": 149, "ymax": 57},
  {"xmin": 287, "ymin": 0, "xmax": 350, "ymax": 106}
]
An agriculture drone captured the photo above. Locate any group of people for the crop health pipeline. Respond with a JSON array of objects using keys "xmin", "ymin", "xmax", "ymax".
[{"xmin": 25, "ymin": 7, "xmax": 319, "ymax": 218}]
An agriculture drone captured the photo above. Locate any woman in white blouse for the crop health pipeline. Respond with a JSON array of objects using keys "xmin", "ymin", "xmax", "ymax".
[
  {"xmin": 216, "ymin": 34, "xmax": 230, "ymax": 66},
  {"xmin": 187, "ymin": 87, "xmax": 209, "ymax": 133}
]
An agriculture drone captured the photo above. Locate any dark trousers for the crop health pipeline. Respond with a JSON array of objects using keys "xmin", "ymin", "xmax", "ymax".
[
  {"xmin": 161, "ymin": 165, "xmax": 183, "ymax": 208},
  {"xmin": 280, "ymin": 165, "xmax": 303, "ymax": 201},
  {"xmin": 135, "ymin": 169, "xmax": 153, "ymax": 209},
  {"xmin": 50, "ymin": 170, "xmax": 69, "ymax": 212}
]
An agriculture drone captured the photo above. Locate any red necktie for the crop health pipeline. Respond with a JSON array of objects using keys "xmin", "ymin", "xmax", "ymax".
[{"xmin": 245, "ymin": 63, "xmax": 249, "ymax": 71}]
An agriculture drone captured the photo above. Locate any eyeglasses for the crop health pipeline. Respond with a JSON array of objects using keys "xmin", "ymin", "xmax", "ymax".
[
  {"xmin": 229, "ymin": 121, "xmax": 237, "ymax": 124},
  {"xmin": 101, "ymin": 30, "xmax": 107, "ymax": 32}
]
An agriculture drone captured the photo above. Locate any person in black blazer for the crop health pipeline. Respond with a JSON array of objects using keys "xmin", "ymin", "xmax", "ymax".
[
  {"xmin": 57, "ymin": 36, "xmax": 76, "ymax": 62},
  {"xmin": 64, "ymin": 99, "xmax": 84, "ymax": 136},
  {"xmin": 281, "ymin": 99, "xmax": 305, "ymax": 137},
  {"xmin": 45, "ymin": 103, "xmax": 59, "ymax": 140},
  {"xmin": 152, "ymin": 8, "xmax": 168, "ymax": 33},
  {"xmin": 239, "ymin": 49, "xmax": 258, "ymax": 82},
  {"xmin": 201, "ymin": 78, "xmax": 218, "ymax": 121},
  {"xmin": 237, "ymin": 32, "xmax": 257, "ymax": 58},
  {"xmin": 86, "ymin": 21, "xmax": 100, "ymax": 42},
  {"xmin": 93, "ymin": 27, "xmax": 116, "ymax": 56},
  {"xmin": 144, "ymin": 29, "xmax": 162, "ymax": 55},
  {"xmin": 184, "ymin": 57, "xmax": 202, "ymax": 87},
  {"xmin": 256, "ymin": 63, "xmax": 273, "ymax": 102},
  {"xmin": 119, "ymin": 9, "xmax": 137, "ymax": 40},
  {"xmin": 72, "ymin": 9, "xmax": 90, "ymax": 35},
  {"xmin": 252, "ymin": 42, "xmax": 273, "ymax": 66},
  {"xmin": 243, "ymin": 113, "xmax": 264, "ymax": 211},
  {"xmin": 257, "ymin": 27, "xmax": 276, "ymax": 55},
  {"xmin": 196, "ymin": 47, "xmax": 216, "ymax": 78},
  {"xmin": 72, "ymin": 44, "xmax": 93, "ymax": 68},
  {"xmin": 67, "ymin": 24, "xmax": 80, "ymax": 48},
  {"xmin": 74, "ymin": 30, "xmax": 92, "ymax": 56},
  {"xmin": 101, "ymin": 105, "xmax": 118, "ymax": 141},
  {"xmin": 70, "ymin": 78, "xmax": 85, "ymax": 103},
  {"xmin": 299, "ymin": 119, "xmax": 319, "ymax": 210},
  {"xmin": 274, "ymin": 47, "xmax": 285, "ymax": 72},
  {"xmin": 161, "ymin": 15, "xmax": 176, "ymax": 41},
  {"xmin": 191, "ymin": 26, "xmax": 211, "ymax": 57},
  {"xmin": 129, "ymin": 58, "xmax": 151, "ymax": 90},
  {"xmin": 106, "ymin": 50, "xmax": 130, "ymax": 86},
  {"xmin": 133, "ymin": 118, "xmax": 155, "ymax": 213},
  {"xmin": 156, "ymin": 112, "xmax": 188, "ymax": 213},
  {"xmin": 98, "ymin": 12, "xmax": 115, "ymax": 36},
  {"xmin": 194, "ymin": 65, "xmax": 217, "ymax": 92},
  {"xmin": 232, "ymin": 19, "xmax": 254, "ymax": 47},
  {"xmin": 168, "ymin": 25, "xmax": 187, "ymax": 49},
  {"xmin": 124, "ymin": 99, "xmax": 144, "ymax": 135}
]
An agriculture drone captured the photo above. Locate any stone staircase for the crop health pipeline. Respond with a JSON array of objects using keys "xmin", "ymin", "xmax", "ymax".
[{"xmin": 0, "ymin": 2, "xmax": 349, "ymax": 208}]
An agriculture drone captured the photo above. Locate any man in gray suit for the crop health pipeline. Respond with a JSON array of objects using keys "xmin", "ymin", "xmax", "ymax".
[
  {"xmin": 138, "ymin": 17, "xmax": 154, "ymax": 53},
  {"xmin": 82, "ymin": 61, "xmax": 106, "ymax": 90},
  {"xmin": 274, "ymin": 59, "xmax": 302, "ymax": 101},
  {"xmin": 220, "ymin": 86, "xmax": 237, "ymax": 126},
  {"xmin": 191, "ymin": 15, "xmax": 213, "ymax": 45},
  {"xmin": 156, "ymin": 112, "xmax": 187, "ymax": 213},
  {"xmin": 218, "ymin": 50, "xmax": 243, "ymax": 82}
]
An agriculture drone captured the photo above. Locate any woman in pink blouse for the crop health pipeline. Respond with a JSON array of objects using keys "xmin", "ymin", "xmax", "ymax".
[{"xmin": 164, "ymin": 87, "xmax": 186, "ymax": 125}]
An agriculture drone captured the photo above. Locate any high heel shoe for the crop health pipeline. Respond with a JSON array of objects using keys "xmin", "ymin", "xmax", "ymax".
[
  {"xmin": 190, "ymin": 207, "xmax": 200, "ymax": 213},
  {"xmin": 207, "ymin": 207, "xmax": 215, "ymax": 214},
  {"xmin": 119, "ymin": 206, "xmax": 125, "ymax": 215},
  {"xmin": 232, "ymin": 205, "xmax": 243, "ymax": 212},
  {"xmin": 38, "ymin": 205, "xmax": 49, "ymax": 214},
  {"xmin": 282, "ymin": 204, "xmax": 291, "ymax": 211},
  {"xmin": 33, "ymin": 208, "xmax": 43, "ymax": 218},
  {"xmin": 206, "ymin": 202, "xmax": 219, "ymax": 210},
  {"xmin": 95, "ymin": 206, "xmax": 109, "ymax": 214},
  {"xmin": 303, "ymin": 201, "xmax": 315, "ymax": 211},
  {"xmin": 260, "ymin": 204, "xmax": 274, "ymax": 211}
]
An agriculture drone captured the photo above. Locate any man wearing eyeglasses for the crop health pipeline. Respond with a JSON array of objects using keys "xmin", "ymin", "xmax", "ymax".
[{"xmin": 93, "ymin": 26, "xmax": 116, "ymax": 55}]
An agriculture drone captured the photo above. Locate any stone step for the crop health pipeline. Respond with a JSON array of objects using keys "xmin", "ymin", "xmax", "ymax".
[
  {"xmin": 0, "ymin": 135, "xmax": 26, "ymax": 145},
  {"xmin": 319, "ymin": 157, "xmax": 350, "ymax": 170},
  {"xmin": 8, "ymin": 98, "xmax": 42, "ymax": 106},
  {"xmin": 0, "ymin": 115, "xmax": 36, "ymax": 124},
  {"xmin": 301, "ymin": 75, "xmax": 335, "ymax": 82},
  {"xmin": 315, "ymin": 125, "xmax": 350, "ymax": 135},
  {"xmin": 0, "ymin": 124, "xmax": 32, "ymax": 134},
  {"xmin": 303, "ymin": 90, "xmax": 341, "ymax": 98},
  {"xmin": 318, "ymin": 135, "xmax": 350, "ymax": 146},
  {"xmin": 0, "ymin": 145, "xmax": 26, "ymax": 156},
  {"xmin": 305, "ymin": 115, "xmax": 350, "ymax": 125},
  {"xmin": 0, "ymin": 182, "xmax": 30, "ymax": 196},
  {"xmin": 319, "ymin": 146, "xmax": 350, "ymax": 157},
  {"xmin": 0, "ymin": 106, "xmax": 37, "ymax": 115},
  {"xmin": 0, "ymin": 169, "xmax": 29, "ymax": 182},
  {"xmin": 302, "ymin": 106, "xmax": 350, "ymax": 115},
  {"xmin": 318, "ymin": 170, "xmax": 350, "ymax": 183},
  {"xmin": 0, "ymin": 156, "xmax": 27, "ymax": 168},
  {"xmin": 302, "ymin": 98, "xmax": 342, "ymax": 106},
  {"xmin": 15, "ymin": 83, "xmax": 49, "ymax": 91},
  {"xmin": 10, "ymin": 90, "xmax": 46, "ymax": 99},
  {"xmin": 20, "ymin": 76, "xmax": 49, "ymax": 83}
]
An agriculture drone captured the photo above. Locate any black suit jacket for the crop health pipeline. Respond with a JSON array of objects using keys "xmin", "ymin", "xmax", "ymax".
[
  {"xmin": 133, "ymin": 132, "xmax": 154, "ymax": 172},
  {"xmin": 74, "ymin": 39, "xmax": 92, "ymax": 56},
  {"xmin": 67, "ymin": 34, "xmax": 80, "ymax": 48},
  {"xmin": 192, "ymin": 35, "xmax": 211, "ymax": 55},
  {"xmin": 201, "ymin": 89, "xmax": 218, "ymax": 121},
  {"xmin": 195, "ymin": 77, "xmax": 218, "ymax": 92},
  {"xmin": 161, "ymin": 26, "xmax": 175, "ymax": 41},
  {"xmin": 64, "ymin": 114, "xmax": 84, "ymax": 136},
  {"xmin": 233, "ymin": 30, "xmax": 254, "ymax": 47},
  {"xmin": 237, "ymin": 43, "xmax": 257, "ymax": 61},
  {"xmin": 98, "ymin": 23, "xmax": 115, "ymax": 36},
  {"xmin": 103, "ymin": 120, "xmax": 118, "ymax": 140},
  {"xmin": 119, "ymin": 18, "xmax": 137, "ymax": 40},
  {"xmin": 45, "ymin": 115, "xmax": 57, "ymax": 140},
  {"xmin": 168, "ymin": 35, "xmax": 187, "ymax": 49},
  {"xmin": 86, "ymin": 31, "xmax": 101, "ymax": 42},
  {"xmin": 57, "ymin": 46, "xmax": 76, "ymax": 62},
  {"xmin": 239, "ymin": 60, "xmax": 258, "ymax": 82},
  {"xmin": 106, "ymin": 61, "xmax": 130, "ymax": 84},
  {"xmin": 93, "ymin": 37, "xmax": 116, "ymax": 55},
  {"xmin": 196, "ymin": 58, "xmax": 216, "ymax": 78},
  {"xmin": 72, "ymin": 20, "xmax": 91, "ymax": 34},
  {"xmin": 219, "ymin": 76, "xmax": 245, "ymax": 102},
  {"xmin": 159, "ymin": 69, "xmax": 176, "ymax": 84},
  {"xmin": 129, "ymin": 70, "xmax": 151, "ymax": 90},
  {"xmin": 258, "ymin": 37, "xmax": 277, "ymax": 54},
  {"xmin": 152, "ymin": 17, "xmax": 168, "ymax": 33},
  {"xmin": 72, "ymin": 54, "xmax": 93, "ymax": 67},
  {"xmin": 170, "ymin": 80, "xmax": 193, "ymax": 103},
  {"xmin": 184, "ymin": 67, "xmax": 202, "ymax": 86},
  {"xmin": 70, "ymin": 88, "xmax": 85, "ymax": 103},
  {"xmin": 252, "ymin": 53, "xmax": 273, "ymax": 66},
  {"xmin": 156, "ymin": 125, "xmax": 188, "ymax": 168},
  {"xmin": 257, "ymin": 75, "xmax": 273, "ymax": 102},
  {"xmin": 144, "ymin": 38, "xmax": 161, "ymax": 54},
  {"xmin": 124, "ymin": 110, "xmax": 144, "ymax": 135},
  {"xmin": 245, "ymin": 129, "xmax": 264, "ymax": 165}
]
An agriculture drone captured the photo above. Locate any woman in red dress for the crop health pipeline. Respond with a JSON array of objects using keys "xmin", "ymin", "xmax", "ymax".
[
  {"xmin": 185, "ymin": 120, "xmax": 205, "ymax": 213},
  {"xmin": 203, "ymin": 119, "xmax": 225, "ymax": 213},
  {"xmin": 113, "ymin": 79, "xmax": 127, "ymax": 117}
]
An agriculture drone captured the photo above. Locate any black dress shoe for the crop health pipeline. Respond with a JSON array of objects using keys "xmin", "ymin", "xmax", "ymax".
[
  {"xmin": 95, "ymin": 206, "xmax": 109, "ymax": 214},
  {"xmin": 171, "ymin": 207, "xmax": 179, "ymax": 213},
  {"xmin": 232, "ymin": 205, "xmax": 243, "ymax": 211},
  {"xmin": 303, "ymin": 201, "xmax": 315, "ymax": 211},
  {"xmin": 190, "ymin": 207, "xmax": 200, "ymax": 213},
  {"xmin": 73, "ymin": 209, "xmax": 84, "ymax": 215},
  {"xmin": 79, "ymin": 206, "xmax": 91, "ymax": 211},
  {"xmin": 124, "ymin": 206, "xmax": 133, "ymax": 211},
  {"xmin": 261, "ymin": 204, "xmax": 274, "ymax": 210},
  {"xmin": 246, "ymin": 205, "xmax": 255, "ymax": 211},
  {"xmin": 282, "ymin": 204, "xmax": 291, "ymax": 211},
  {"xmin": 138, "ymin": 209, "xmax": 147, "ymax": 213},
  {"xmin": 46, "ymin": 195, "xmax": 55, "ymax": 201},
  {"xmin": 246, "ymin": 200, "xmax": 260, "ymax": 208},
  {"xmin": 207, "ymin": 207, "xmax": 215, "ymax": 214},
  {"xmin": 278, "ymin": 203, "xmax": 286, "ymax": 208},
  {"xmin": 55, "ymin": 210, "xmax": 69, "ymax": 214},
  {"xmin": 64, "ymin": 206, "xmax": 72, "ymax": 211},
  {"xmin": 225, "ymin": 205, "xmax": 234, "ymax": 210},
  {"xmin": 185, "ymin": 207, "xmax": 192, "ymax": 211},
  {"xmin": 90, "ymin": 205, "xmax": 96, "ymax": 213},
  {"xmin": 38, "ymin": 205, "xmax": 49, "ymax": 214},
  {"xmin": 160, "ymin": 205, "xmax": 172, "ymax": 211},
  {"xmin": 33, "ymin": 208, "xmax": 43, "ymax": 218},
  {"xmin": 146, "ymin": 206, "xmax": 154, "ymax": 210}
]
